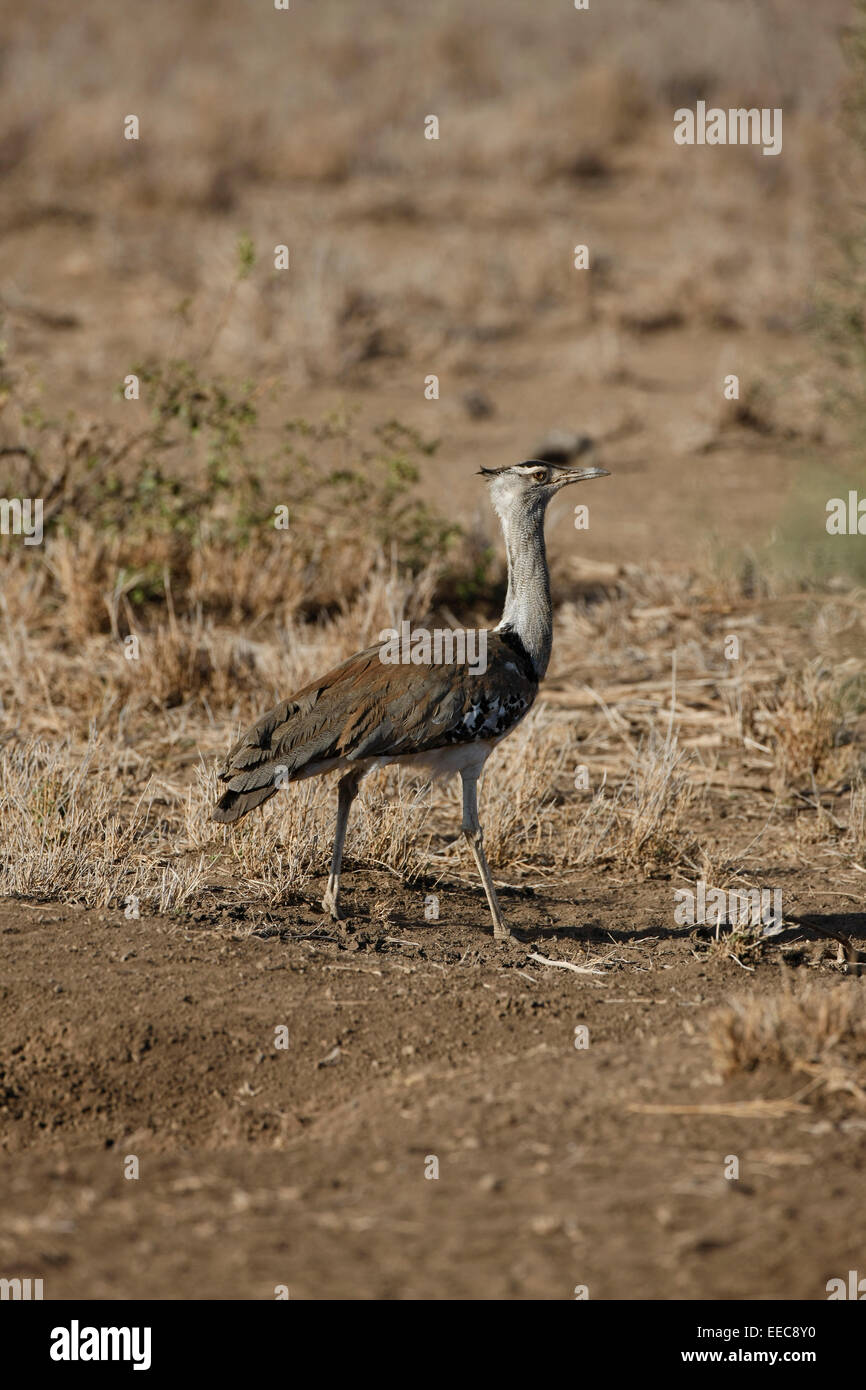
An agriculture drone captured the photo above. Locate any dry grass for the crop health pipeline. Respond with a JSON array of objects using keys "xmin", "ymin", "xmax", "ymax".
[
  {"xmin": 0, "ymin": 618, "xmax": 708, "ymax": 914},
  {"xmin": 3, "ymin": 475, "xmax": 866, "ymax": 914},
  {"xmin": 710, "ymin": 982, "xmax": 866, "ymax": 1107},
  {"xmin": 0, "ymin": 735, "xmax": 211, "ymax": 912},
  {"xmin": 0, "ymin": 724, "xmax": 435, "ymax": 914},
  {"xmin": 755, "ymin": 665, "xmax": 847, "ymax": 787},
  {"xmin": 545, "ymin": 731, "xmax": 699, "ymax": 875},
  {"xmin": 844, "ymin": 774, "xmax": 866, "ymax": 860},
  {"xmin": 216, "ymin": 769, "xmax": 435, "ymax": 907},
  {"xmin": 0, "ymin": 0, "xmax": 864, "ymax": 918}
]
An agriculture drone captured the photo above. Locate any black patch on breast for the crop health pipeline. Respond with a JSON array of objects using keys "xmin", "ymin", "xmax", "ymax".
[
  {"xmin": 435, "ymin": 629, "xmax": 539, "ymax": 746},
  {"xmin": 497, "ymin": 626, "xmax": 538, "ymax": 685}
]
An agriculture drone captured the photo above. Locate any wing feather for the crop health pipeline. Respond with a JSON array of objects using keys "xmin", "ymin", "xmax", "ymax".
[{"xmin": 213, "ymin": 632, "xmax": 536, "ymax": 822}]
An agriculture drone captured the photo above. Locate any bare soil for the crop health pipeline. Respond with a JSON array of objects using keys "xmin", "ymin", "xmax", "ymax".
[{"xmin": 2, "ymin": 874, "xmax": 864, "ymax": 1301}]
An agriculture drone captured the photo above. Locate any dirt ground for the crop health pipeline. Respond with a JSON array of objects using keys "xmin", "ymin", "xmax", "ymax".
[
  {"xmin": 2, "ymin": 0, "xmax": 866, "ymax": 1302},
  {"xmin": 2, "ymin": 873, "xmax": 865, "ymax": 1301}
]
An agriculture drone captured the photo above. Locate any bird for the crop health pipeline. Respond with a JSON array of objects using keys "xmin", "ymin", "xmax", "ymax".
[{"xmin": 213, "ymin": 458, "xmax": 609, "ymax": 938}]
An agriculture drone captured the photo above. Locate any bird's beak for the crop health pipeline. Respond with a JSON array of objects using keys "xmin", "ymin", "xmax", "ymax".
[{"xmin": 555, "ymin": 465, "xmax": 610, "ymax": 488}]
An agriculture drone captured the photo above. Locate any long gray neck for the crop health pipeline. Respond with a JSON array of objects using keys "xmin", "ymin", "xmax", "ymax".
[{"xmin": 495, "ymin": 502, "xmax": 553, "ymax": 679}]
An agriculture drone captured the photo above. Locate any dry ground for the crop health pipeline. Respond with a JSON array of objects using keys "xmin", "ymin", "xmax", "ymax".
[
  {"xmin": 1, "ymin": 0, "xmax": 866, "ymax": 1300},
  {"xmin": 3, "ymin": 890, "xmax": 866, "ymax": 1301}
]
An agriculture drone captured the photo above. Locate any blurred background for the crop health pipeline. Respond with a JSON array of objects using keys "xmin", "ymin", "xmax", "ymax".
[{"xmin": 0, "ymin": 0, "xmax": 862, "ymax": 585}]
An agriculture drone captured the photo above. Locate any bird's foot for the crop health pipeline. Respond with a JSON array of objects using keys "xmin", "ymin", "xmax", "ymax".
[{"xmin": 321, "ymin": 888, "xmax": 345, "ymax": 921}]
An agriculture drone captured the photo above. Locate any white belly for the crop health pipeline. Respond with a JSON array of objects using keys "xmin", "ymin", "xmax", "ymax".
[
  {"xmin": 291, "ymin": 736, "xmax": 503, "ymax": 786},
  {"xmin": 373, "ymin": 739, "xmax": 498, "ymax": 780}
]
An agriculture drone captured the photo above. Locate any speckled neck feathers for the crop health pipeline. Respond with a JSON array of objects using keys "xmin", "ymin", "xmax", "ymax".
[{"xmin": 493, "ymin": 493, "xmax": 553, "ymax": 680}]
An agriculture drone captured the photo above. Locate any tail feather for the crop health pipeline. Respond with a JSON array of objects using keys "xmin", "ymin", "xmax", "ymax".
[
  {"xmin": 212, "ymin": 686, "xmax": 339, "ymax": 825},
  {"xmin": 212, "ymin": 781, "xmax": 279, "ymax": 824}
]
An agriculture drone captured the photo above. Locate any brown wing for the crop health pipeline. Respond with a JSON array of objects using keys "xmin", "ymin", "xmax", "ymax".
[{"xmin": 213, "ymin": 631, "xmax": 537, "ymax": 823}]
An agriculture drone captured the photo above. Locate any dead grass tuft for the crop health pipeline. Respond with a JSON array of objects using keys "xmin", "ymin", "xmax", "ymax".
[
  {"xmin": 843, "ymin": 772, "xmax": 866, "ymax": 860},
  {"xmin": 756, "ymin": 665, "xmax": 846, "ymax": 787},
  {"xmin": 565, "ymin": 732, "xmax": 698, "ymax": 874},
  {"xmin": 710, "ymin": 982, "xmax": 866, "ymax": 1106}
]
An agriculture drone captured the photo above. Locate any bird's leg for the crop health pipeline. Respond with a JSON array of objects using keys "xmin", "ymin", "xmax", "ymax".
[
  {"xmin": 322, "ymin": 768, "xmax": 363, "ymax": 920},
  {"xmin": 460, "ymin": 770, "xmax": 510, "ymax": 940}
]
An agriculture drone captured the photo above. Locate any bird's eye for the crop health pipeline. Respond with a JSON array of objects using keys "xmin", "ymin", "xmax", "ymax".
[{"xmin": 532, "ymin": 468, "xmax": 548, "ymax": 483}]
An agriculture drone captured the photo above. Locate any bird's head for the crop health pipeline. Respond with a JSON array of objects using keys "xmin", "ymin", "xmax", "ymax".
[{"xmin": 479, "ymin": 458, "xmax": 609, "ymax": 525}]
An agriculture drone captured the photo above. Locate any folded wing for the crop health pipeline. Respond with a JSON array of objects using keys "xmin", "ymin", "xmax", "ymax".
[{"xmin": 213, "ymin": 632, "xmax": 536, "ymax": 823}]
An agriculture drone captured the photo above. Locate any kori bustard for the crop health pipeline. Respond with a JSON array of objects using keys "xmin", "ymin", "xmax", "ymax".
[{"xmin": 213, "ymin": 459, "xmax": 608, "ymax": 937}]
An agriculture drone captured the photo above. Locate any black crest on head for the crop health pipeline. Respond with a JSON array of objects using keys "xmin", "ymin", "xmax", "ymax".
[{"xmin": 478, "ymin": 461, "xmax": 548, "ymax": 476}]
